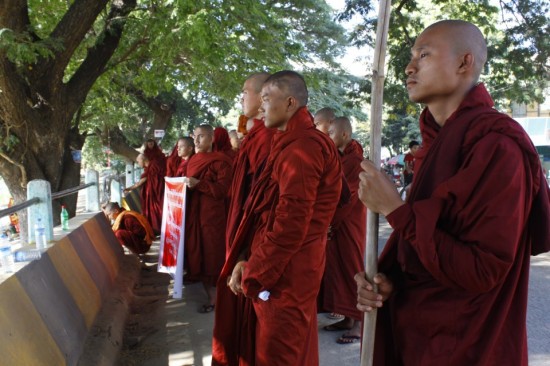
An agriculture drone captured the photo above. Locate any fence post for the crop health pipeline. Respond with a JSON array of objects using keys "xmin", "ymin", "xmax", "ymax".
[
  {"xmin": 27, "ymin": 180, "xmax": 54, "ymax": 244},
  {"xmin": 85, "ymin": 170, "xmax": 100, "ymax": 212},
  {"xmin": 126, "ymin": 162, "xmax": 135, "ymax": 187},
  {"xmin": 110, "ymin": 178, "xmax": 122, "ymax": 206}
]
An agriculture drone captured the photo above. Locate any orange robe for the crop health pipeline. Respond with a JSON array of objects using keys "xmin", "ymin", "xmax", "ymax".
[
  {"xmin": 185, "ymin": 151, "xmax": 233, "ymax": 285},
  {"xmin": 320, "ymin": 139, "xmax": 366, "ymax": 320},
  {"xmin": 112, "ymin": 209, "xmax": 154, "ymax": 255},
  {"xmin": 374, "ymin": 84, "xmax": 550, "ymax": 365},
  {"xmin": 212, "ymin": 107, "xmax": 342, "ymax": 366}
]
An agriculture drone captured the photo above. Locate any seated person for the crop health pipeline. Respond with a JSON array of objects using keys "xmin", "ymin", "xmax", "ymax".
[{"xmin": 104, "ymin": 202, "xmax": 154, "ymax": 255}]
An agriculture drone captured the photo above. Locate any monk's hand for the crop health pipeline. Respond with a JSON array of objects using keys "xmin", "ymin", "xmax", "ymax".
[
  {"xmin": 355, "ymin": 272, "xmax": 393, "ymax": 312},
  {"xmin": 358, "ymin": 159, "xmax": 404, "ymax": 216},
  {"xmin": 186, "ymin": 177, "xmax": 200, "ymax": 189},
  {"xmin": 227, "ymin": 260, "xmax": 247, "ymax": 295}
]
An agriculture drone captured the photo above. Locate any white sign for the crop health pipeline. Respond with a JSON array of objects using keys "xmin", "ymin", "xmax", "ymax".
[{"xmin": 154, "ymin": 129, "xmax": 165, "ymax": 138}]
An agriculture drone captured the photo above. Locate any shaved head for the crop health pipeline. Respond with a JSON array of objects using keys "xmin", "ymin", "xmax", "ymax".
[
  {"xmin": 263, "ymin": 70, "xmax": 308, "ymax": 106},
  {"xmin": 424, "ymin": 20, "xmax": 487, "ymax": 81},
  {"xmin": 314, "ymin": 107, "xmax": 336, "ymax": 121},
  {"xmin": 246, "ymin": 72, "xmax": 271, "ymax": 93},
  {"xmin": 196, "ymin": 124, "xmax": 214, "ymax": 135},
  {"xmin": 332, "ymin": 116, "xmax": 353, "ymax": 136}
]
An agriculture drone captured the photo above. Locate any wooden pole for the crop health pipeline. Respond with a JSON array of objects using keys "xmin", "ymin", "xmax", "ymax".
[{"xmin": 361, "ymin": 1, "xmax": 391, "ymax": 365}]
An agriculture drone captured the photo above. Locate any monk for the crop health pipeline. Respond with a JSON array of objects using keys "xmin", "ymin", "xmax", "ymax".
[
  {"xmin": 165, "ymin": 142, "xmax": 181, "ymax": 177},
  {"xmin": 123, "ymin": 153, "xmax": 165, "ymax": 235},
  {"xmin": 355, "ymin": 20, "xmax": 550, "ymax": 366},
  {"xmin": 185, "ymin": 124, "xmax": 233, "ymax": 313},
  {"xmin": 225, "ymin": 72, "xmax": 275, "ymax": 253},
  {"xmin": 321, "ymin": 116, "xmax": 366, "ymax": 344},
  {"xmin": 175, "ymin": 136, "xmax": 194, "ymax": 177},
  {"xmin": 104, "ymin": 202, "xmax": 154, "ymax": 255},
  {"xmin": 228, "ymin": 129, "xmax": 240, "ymax": 151},
  {"xmin": 314, "ymin": 107, "xmax": 336, "ymax": 135},
  {"xmin": 214, "ymin": 127, "xmax": 237, "ymax": 160},
  {"xmin": 212, "ymin": 70, "xmax": 342, "ymax": 366},
  {"xmin": 143, "ymin": 138, "xmax": 166, "ymax": 166}
]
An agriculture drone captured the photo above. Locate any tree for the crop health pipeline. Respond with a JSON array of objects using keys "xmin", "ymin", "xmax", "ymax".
[
  {"xmin": 339, "ymin": 0, "xmax": 549, "ymax": 143},
  {"xmin": 0, "ymin": 0, "xmax": 360, "ymax": 240}
]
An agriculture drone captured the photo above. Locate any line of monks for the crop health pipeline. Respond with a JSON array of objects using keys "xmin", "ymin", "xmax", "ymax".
[
  {"xmin": 115, "ymin": 71, "xmax": 368, "ymax": 364},
  {"xmin": 103, "ymin": 20, "xmax": 550, "ymax": 366}
]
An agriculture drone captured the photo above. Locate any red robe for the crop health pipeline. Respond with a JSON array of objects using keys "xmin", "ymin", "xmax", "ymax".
[
  {"xmin": 140, "ymin": 158, "xmax": 165, "ymax": 235},
  {"xmin": 320, "ymin": 139, "xmax": 366, "ymax": 320},
  {"xmin": 374, "ymin": 84, "xmax": 550, "ymax": 365},
  {"xmin": 113, "ymin": 210, "xmax": 153, "ymax": 255},
  {"xmin": 144, "ymin": 140, "xmax": 167, "ymax": 166},
  {"xmin": 212, "ymin": 107, "xmax": 342, "ymax": 366},
  {"xmin": 166, "ymin": 144, "xmax": 181, "ymax": 177},
  {"xmin": 225, "ymin": 119, "xmax": 275, "ymax": 253},
  {"xmin": 214, "ymin": 127, "xmax": 238, "ymax": 160},
  {"xmin": 175, "ymin": 157, "xmax": 191, "ymax": 177},
  {"xmin": 185, "ymin": 151, "xmax": 233, "ymax": 285}
]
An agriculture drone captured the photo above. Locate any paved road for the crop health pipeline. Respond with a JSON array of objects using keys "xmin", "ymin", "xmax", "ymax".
[{"xmin": 117, "ymin": 217, "xmax": 550, "ymax": 365}]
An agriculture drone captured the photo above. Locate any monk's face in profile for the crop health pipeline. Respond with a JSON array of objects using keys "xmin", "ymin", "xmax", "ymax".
[
  {"xmin": 405, "ymin": 26, "xmax": 462, "ymax": 105},
  {"xmin": 193, "ymin": 127, "xmax": 213, "ymax": 153},
  {"xmin": 241, "ymin": 78, "xmax": 262, "ymax": 119},
  {"xmin": 177, "ymin": 139, "xmax": 194, "ymax": 158},
  {"xmin": 328, "ymin": 124, "xmax": 345, "ymax": 150},
  {"xmin": 260, "ymin": 83, "xmax": 290, "ymax": 131}
]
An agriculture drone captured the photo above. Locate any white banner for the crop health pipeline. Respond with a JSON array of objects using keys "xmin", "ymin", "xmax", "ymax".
[{"xmin": 158, "ymin": 177, "xmax": 187, "ymax": 298}]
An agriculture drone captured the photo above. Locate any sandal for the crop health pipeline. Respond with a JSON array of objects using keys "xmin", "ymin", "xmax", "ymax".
[
  {"xmin": 327, "ymin": 312, "xmax": 344, "ymax": 320},
  {"xmin": 336, "ymin": 335, "xmax": 361, "ymax": 344},
  {"xmin": 198, "ymin": 304, "xmax": 215, "ymax": 313}
]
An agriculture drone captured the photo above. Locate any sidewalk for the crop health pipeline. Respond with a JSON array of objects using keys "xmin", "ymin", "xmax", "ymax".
[{"xmin": 116, "ymin": 216, "xmax": 550, "ymax": 365}]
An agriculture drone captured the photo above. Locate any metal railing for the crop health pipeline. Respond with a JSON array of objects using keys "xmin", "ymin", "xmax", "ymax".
[{"xmin": 0, "ymin": 170, "xmax": 100, "ymax": 244}]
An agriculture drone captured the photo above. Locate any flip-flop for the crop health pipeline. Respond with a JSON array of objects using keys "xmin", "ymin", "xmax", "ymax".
[
  {"xmin": 336, "ymin": 335, "xmax": 361, "ymax": 344},
  {"xmin": 198, "ymin": 304, "xmax": 215, "ymax": 313},
  {"xmin": 323, "ymin": 323, "xmax": 353, "ymax": 332}
]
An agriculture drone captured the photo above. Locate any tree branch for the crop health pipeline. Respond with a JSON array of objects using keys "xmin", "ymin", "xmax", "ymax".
[{"xmin": 65, "ymin": 0, "xmax": 138, "ymax": 113}]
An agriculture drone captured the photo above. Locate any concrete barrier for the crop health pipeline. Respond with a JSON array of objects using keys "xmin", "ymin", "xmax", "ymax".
[{"xmin": 0, "ymin": 213, "xmax": 141, "ymax": 366}]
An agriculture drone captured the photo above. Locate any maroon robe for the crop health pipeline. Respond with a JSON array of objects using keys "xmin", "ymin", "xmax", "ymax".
[
  {"xmin": 144, "ymin": 140, "xmax": 167, "ymax": 166},
  {"xmin": 374, "ymin": 84, "xmax": 550, "ymax": 365},
  {"xmin": 140, "ymin": 158, "xmax": 165, "ymax": 235},
  {"xmin": 225, "ymin": 119, "xmax": 275, "ymax": 253},
  {"xmin": 321, "ymin": 139, "xmax": 366, "ymax": 320},
  {"xmin": 214, "ymin": 127, "xmax": 238, "ymax": 160},
  {"xmin": 166, "ymin": 144, "xmax": 181, "ymax": 177},
  {"xmin": 185, "ymin": 151, "xmax": 233, "ymax": 285},
  {"xmin": 113, "ymin": 210, "xmax": 152, "ymax": 255},
  {"xmin": 175, "ymin": 157, "xmax": 191, "ymax": 177},
  {"xmin": 212, "ymin": 107, "xmax": 342, "ymax": 366}
]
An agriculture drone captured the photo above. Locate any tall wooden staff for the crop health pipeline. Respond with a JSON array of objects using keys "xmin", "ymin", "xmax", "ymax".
[{"xmin": 361, "ymin": 0, "xmax": 392, "ymax": 365}]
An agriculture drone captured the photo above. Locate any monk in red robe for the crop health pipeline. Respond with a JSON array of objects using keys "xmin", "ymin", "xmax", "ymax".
[
  {"xmin": 356, "ymin": 20, "xmax": 550, "ymax": 366},
  {"xmin": 165, "ymin": 143, "xmax": 181, "ymax": 177},
  {"xmin": 143, "ymin": 138, "xmax": 166, "ymax": 166},
  {"xmin": 185, "ymin": 124, "xmax": 233, "ymax": 312},
  {"xmin": 104, "ymin": 202, "xmax": 154, "ymax": 255},
  {"xmin": 123, "ymin": 153, "xmax": 165, "ymax": 235},
  {"xmin": 174, "ymin": 136, "xmax": 195, "ymax": 177},
  {"xmin": 214, "ymin": 127, "xmax": 237, "ymax": 161},
  {"xmin": 212, "ymin": 71, "xmax": 342, "ymax": 366},
  {"xmin": 313, "ymin": 107, "xmax": 336, "ymax": 135},
  {"xmin": 321, "ymin": 117, "xmax": 366, "ymax": 343},
  {"xmin": 225, "ymin": 72, "xmax": 275, "ymax": 253}
]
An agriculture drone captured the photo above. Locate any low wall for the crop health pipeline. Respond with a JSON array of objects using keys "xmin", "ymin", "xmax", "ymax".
[{"xmin": 0, "ymin": 213, "xmax": 140, "ymax": 366}]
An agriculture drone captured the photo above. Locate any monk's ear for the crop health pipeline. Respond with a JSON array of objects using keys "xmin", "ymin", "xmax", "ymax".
[
  {"xmin": 458, "ymin": 53, "xmax": 475, "ymax": 74},
  {"xmin": 286, "ymin": 96, "xmax": 298, "ymax": 111}
]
